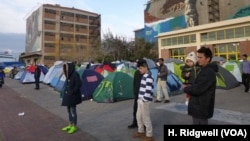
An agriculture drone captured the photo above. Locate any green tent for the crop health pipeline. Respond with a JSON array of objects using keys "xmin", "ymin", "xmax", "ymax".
[
  {"xmin": 93, "ymin": 72, "xmax": 134, "ymax": 103},
  {"xmin": 216, "ymin": 65, "xmax": 240, "ymax": 89}
]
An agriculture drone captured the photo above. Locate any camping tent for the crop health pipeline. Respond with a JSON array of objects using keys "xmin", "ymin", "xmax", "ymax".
[
  {"xmin": 80, "ymin": 69, "xmax": 104, "ymax": 100},
  {"xmin": 43, "ymin": 61, "xmax": 63, "ymax": 84},
  {"xmin": 222, "ymin": 61, "xmax": 242, "ymax": 82},
  {"xmin": 116, "ymin": 63, "xmax": 136, "ymax": 77},
  {"xmin": 54, "ymin": 74, "xmax": 66, "ymax": 92},
  {"xmin": 19, "ymin": 66, "xmax": 46, "ymax": 83},
  {"xmin": 143, "ymin": 58, "xmax": 157, "ymax": 69},
  {"xmin": 216, "ymin": 65, "xmax": 240, "ymax": 89},
  {"xmin": 50, "ymin": 70, "xmax": 63, "ymax": 88},
  {"xmin": 165, "ymin": 62, "xmax": 185, "ymax": 83},
  {"xmin": 14, "ymin": 69, "xmax": 24, "ymax": 80},
  {"xmin": 93, "ymin": 72, "xmax": 134, "ymax": 103},
  {"xmin": 95, "ymin": 64, "xmax": 115, "ymax": 77}
]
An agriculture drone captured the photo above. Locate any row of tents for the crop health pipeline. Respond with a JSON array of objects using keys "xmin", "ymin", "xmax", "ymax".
[{"xmin": 11, "ymin": 57, "xmax": 242, "ymax": 103}]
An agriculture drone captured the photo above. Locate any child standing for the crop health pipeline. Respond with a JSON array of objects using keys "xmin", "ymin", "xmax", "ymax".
[
  {"xmin": 181, "ymin": 52, "xmax": 200, "ymax": 105},
  {"xmin": 132, "ymin": 60, "xmax": 154, "ymax": 141}
]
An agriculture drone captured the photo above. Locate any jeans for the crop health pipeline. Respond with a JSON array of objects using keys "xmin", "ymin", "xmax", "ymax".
[{"xmin": 67, "ymin": 106, "xmax": 77, "ymax": 125}]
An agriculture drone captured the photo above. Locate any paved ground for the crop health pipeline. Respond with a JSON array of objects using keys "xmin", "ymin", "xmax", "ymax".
[{"xmin": 0, "ymin": 78, "xmax": 250, "ymax": 141}]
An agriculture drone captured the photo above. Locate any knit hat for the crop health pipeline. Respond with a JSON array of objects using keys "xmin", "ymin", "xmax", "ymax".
[{"xmin": 186, "ymin": 51, "xmax": 197, "ymax": 64}]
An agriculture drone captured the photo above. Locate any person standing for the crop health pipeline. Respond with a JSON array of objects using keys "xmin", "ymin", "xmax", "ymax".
[
  {"xmin": 61, "ymin": 62, "xmax": 82, "ymax": 134},
  {"xmin": 128, "ymin": 59, "xmax": 143, "ymax": 129},
  {"xmin": 183, "ymin": 46, "xmax": 217, "ymax": 125},
  {"xmin": 10, "ymin": 66, "xmax": 18, "ymax": 79},
  {"xmin": 0, "ymin": 68, "xmax": 5, "ymax": 88},
  {"xmin": 34, "ymin": 64, "xmax": 41, "ymax": 90},
  {"xmin": 132, "ymin": 60, "xmax": 154, "ymax": 141},
  {"xmin": 241, "ymin": 54, "xmax": 250, "ymax": 92},
  {"xmin": 155, "ymin": 58, "xmax": 170, "ymax": 103}
]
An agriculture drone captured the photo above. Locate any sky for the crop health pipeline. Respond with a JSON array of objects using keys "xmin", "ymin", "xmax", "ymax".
[
  {"xmin": 0, "ymin": 0, "xmax": 147, "ymax": 54},
  {"xmin": 0, "ymin": 0, "xmax": 146, "ymax": 36}
]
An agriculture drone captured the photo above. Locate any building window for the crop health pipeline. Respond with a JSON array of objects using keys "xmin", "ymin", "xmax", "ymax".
[
  {"xmin": 170, "ymin": 48, "xmax": 186, "ymax": 60},
  {"xmin": 226, "ymin": 29, "xmax": 234, "ymax": 39},
  {"xmin": 178, "ymin": 36, "xmax": 183, "ymax": 44},
  {"xmin": 44, "ymin": 56, "xmax": 55, "ymax": 60},
  {"xmin": 172, "ymin": 37, "xmax": 177, "ymax": 45},
  {"xmin": 166, "ymin": 38, "xmax": 171, "ymax": 46},
  {"xmin": 208, "ymin": 32, "xmax": 216, "ymax": 41},
  {"xmin": 201, "ymin": 33, "xmax": 208, "ymax": 42},
  {"xmin": 214, "ymin": 43, "xmax": 240, "ymax": 60},
  {"xmin": 161, "ymin": 34, "xmax": 195, "ymax": 47},
  {"xmin": 190, "ymin": 34, "xmax": 196, "ymax": 43},
  {"xmin": 217, "ymin": 30, "xmax": 225, "ymax": 40},
  {"xmin": 235, "ymin": 27, "xmax": 244, "ymax": 38},
  {"xmin": 183, "ymin": 35, "xmax": 190, "ymax": 44},
  {"xmin": 245, "ymin": 26, "xmax": 250, "ymax": 37}
]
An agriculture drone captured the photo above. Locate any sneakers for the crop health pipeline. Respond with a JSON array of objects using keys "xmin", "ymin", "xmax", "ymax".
[
  {"xmin": 141, "ymin": 136, "xmax": 154, "ymax": 141},
  {"xmin": 61, "ymin": 125, "xmax": 71, "ymax": 131},
  {"xmin": 68, "ymin": 126, "xmax": 77, "ymax": 134},
  {"xmin": 61, "ymin": 125, "xmax": 77, "ymax": 134},
  {"xmin": 133, "ymin": 132, "xmax": 145, "ymax": 138}
]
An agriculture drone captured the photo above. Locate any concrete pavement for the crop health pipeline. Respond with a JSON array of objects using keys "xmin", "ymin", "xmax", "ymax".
[{"xmin": 0, "ymin": 78, "xmax": 249, "ymax": 141}]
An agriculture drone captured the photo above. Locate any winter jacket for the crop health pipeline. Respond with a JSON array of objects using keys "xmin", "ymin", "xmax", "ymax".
[
  {"xmin": 133, "ymin": 69, "xmax": 143, "ymax": 99},
  {"xmin": 157, "ymin": 64, "xmax": 168, "ymax": 81},
  {"xmin": 34, "ymin": 67, "xmax": 41, "ymax": 80},
  {"xmin": 184, "ymin": 62, "xmax": 218, "ymax": 119},
  {"xmin": 61, "ymin": 63, "xmax": 82, "ymax": 106},
  {"xmin": 0, "ymin": 71, "xmax": 5, "ymax": 79},
  {"xmin": 181, "ymin": 64, "xmax": 200, "ymax": 84}
]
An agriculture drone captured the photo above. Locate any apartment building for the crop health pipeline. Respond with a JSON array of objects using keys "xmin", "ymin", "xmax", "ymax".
[{"xmin": 20, "ymin": 4, "xmax": 101, "ymax": 66}]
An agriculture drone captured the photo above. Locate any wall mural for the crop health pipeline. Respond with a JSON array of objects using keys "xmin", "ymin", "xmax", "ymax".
[
  {"xmin": 26, "ymin": 9, "xmax": 41, "ymax": 53},
  {"xmin": 143, "ymin": 0, "xmax": 187, "ymax": 43},
  {"xmin": 231, "ymin": 6, "xmax": 250, "ymax": 19}
]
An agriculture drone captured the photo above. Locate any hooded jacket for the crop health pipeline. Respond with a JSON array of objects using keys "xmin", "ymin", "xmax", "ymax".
[
  {"xmin": 61, "ymin": 63, "xmax": 82, "ymax": 106},
  {"xmin": 184, "ymin": 62, "xmax": 218, "ymax": 119}
]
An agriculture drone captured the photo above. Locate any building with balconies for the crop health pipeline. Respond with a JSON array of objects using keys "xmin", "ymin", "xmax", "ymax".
[{"xmin": 20, "ymin": 4, "xmax": 101, "ymax": 66}]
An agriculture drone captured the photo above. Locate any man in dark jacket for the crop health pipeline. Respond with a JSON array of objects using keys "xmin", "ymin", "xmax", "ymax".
[
  {"xmin": 155, "ymin": 58, "xmax": 170, "ymax": 103},
  {"xmin": 128, "ymin": 59, "xmax": 143, "ymax": 129},
  {"xmin": 34, "ymin": 64, "xmax": 41, "ymax": 90},
  {"xmin": 183, "ymin": 46, "xmax": 217, "ymax": 125},
  {"xmin": 61, "ymin": 63, "xmax": 82, "ymax": 134}
]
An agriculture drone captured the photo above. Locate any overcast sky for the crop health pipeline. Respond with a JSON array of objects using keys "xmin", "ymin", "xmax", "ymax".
[
  {"xmin": 0, "ymin": 0, "xmax": 146, "ymax": 53},
  {"xmin": 0, "ymin": 0, "xmax": 146, "ymax": 36}
]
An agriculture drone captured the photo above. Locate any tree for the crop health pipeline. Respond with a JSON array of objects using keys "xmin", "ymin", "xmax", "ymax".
[
  {"xmin": 131, "ymin": 38, "xmax": 158, "ymax": 61},
  {"xmin": 99, "ymin": 30, "xmax": 158, "ymax": 62}
]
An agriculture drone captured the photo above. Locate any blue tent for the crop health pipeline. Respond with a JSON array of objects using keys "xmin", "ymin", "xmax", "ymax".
[
  {"xmin": 151, "ymin": 69, "xmax": 183, "ymax": 96},
  {"xmin": 38, "ymin": 65, "xmax": 48, "ymax": 75},
  {"xmin": 54, "ymin": 74, "xmax": 66, "ymax": 92},
  {"xmin": 80, "ymin": 69, "xmax": 104, "ymax": 100},
  {"xmin": 50, "ymin": 72, "xmax": 63, "ymax": 88},
  {"xmin": 167, "ymin": 72, "xmax": 183, "ymax": 95},
  {"xmin": 150, "ymin": 68, "xmax": 158, "ymax": 94}
]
